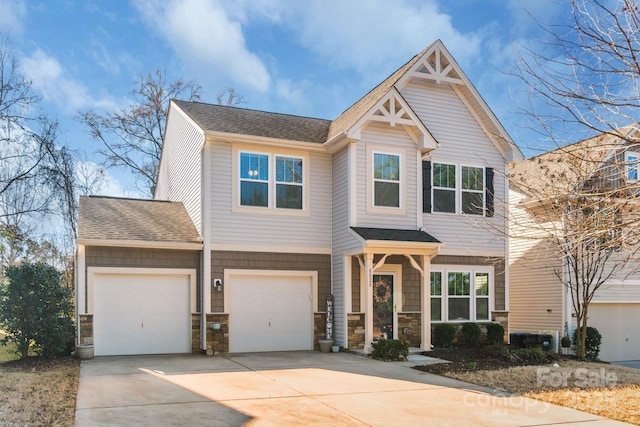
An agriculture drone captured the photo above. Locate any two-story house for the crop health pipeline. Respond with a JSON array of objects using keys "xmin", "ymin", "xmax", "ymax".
[
  {"xmin": 509, "ymin": 127, "xmax": 640, "ymax": 361},
  {"xmin": 76, "ymin": 40, "xmax": 523, "ymax": 356}
]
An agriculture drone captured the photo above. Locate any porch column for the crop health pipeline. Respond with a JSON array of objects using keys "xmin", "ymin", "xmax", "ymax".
[
  {"xmin": 364, "ymin": 253, "xmax": 374, "ymax": 353},
  {"xmin": 421, "ymin": 255, "xmax": 431, "ymax": 351}
]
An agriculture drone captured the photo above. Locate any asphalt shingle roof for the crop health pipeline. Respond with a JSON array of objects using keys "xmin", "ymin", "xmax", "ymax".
[
  {"xmin": 173, "ymin": 100, "xmax": 331, "ymax": 144},
  {"xmin": 351, "ymin": 227, "xmax": 441, "ymax": 243},
  {"xmin": 78, "ymin": 196, "xmax": 201, "ymax": 244}
]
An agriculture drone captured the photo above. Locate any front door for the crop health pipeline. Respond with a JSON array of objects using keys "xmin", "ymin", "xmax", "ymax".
[{"xmin": 373, "ymin": 274, "xmax": 394, "ymax": 340}]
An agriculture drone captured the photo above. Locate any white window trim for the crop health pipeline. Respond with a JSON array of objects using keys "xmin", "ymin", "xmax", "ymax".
[
  {"xmin": 430, "ymin": 265, "xmax": 494, "ymax": 323},
  {"xmin": 626, "ymin": 151, "xmax": 639, "ymax": 183},
  {"xmin": 232, "ymin": 146, "xmax": 310, "ymax": 217},
  {"xmin": 366, "ymin": 146, "xmax": 406, "ymax": 215},
  {"xmin": 431, "ymin": 161, "xmax": 487, "ymax": 216}
]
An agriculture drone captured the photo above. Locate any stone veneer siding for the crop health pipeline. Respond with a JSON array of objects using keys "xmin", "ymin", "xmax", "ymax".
[
  {"xmin": 397, "ymin": 313, "xmax": 421, "ymax": 347},
  {"xmin": 347, "ymin": 313, "xmax": 365, "ymax": 349}
]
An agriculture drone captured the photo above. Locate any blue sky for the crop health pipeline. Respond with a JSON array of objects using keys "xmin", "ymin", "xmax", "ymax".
[{"xmin": 0, "ymin": 0, "xmax": 565, "ymax": 197}]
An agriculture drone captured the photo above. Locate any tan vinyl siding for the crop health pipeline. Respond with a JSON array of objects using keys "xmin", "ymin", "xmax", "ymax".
[
  {"xmin": 331, "ymin": 147, "xmax": 360, "ymax": 346},
  {"xmin": 156, "ymin": 107, "xmax": 204, "ymax": 234},
  {"xmin": 508, "ymin": 188, "xmax": 564, "ymax": 333},
  {"xmin": 401, "ymin": 81, "xmax": 507, "ymax": 253},
  {"xmin": 355, "ymin": 124, "xmax": 418, "ymax": 229},
  {"xmin": 209, "ymin": 142, "xmax": 332, "ymax": 249}
]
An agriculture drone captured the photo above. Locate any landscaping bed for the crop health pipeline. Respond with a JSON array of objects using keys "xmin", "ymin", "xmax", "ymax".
[{"xmin": 415, "ymin": 345, "xmax": 640, "ymax": 425}]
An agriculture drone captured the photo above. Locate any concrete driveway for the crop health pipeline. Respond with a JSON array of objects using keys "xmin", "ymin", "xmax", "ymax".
[
  {"xmin": 612, "ymin": 360, "xmax": 640, "ymax": 370},
  {"xmin": 75, "ymin": 351, "xmax": 631, "ymax": 426}
]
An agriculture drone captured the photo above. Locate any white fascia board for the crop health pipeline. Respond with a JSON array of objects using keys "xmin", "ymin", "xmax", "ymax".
[
  {"xmin": 205, "ymin": 130, "xmax": 327, "ymax": 152},
  {"xmin": 76, "ymin": 239, "xmax": 203, "ymax": 250}
]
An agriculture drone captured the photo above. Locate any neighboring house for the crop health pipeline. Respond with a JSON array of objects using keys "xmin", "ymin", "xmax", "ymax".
[
  {"xmin": 509, "ymin": 127, "xmax": 640, "ymax": 361},
  {"xmin": 76, "ymin": 40, "xmax": 523, "ymax": 356}
]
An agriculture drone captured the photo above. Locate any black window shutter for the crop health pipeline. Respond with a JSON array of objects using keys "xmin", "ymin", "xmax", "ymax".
[
  {"xmin": 485, "ymin": 167, "xmax": 494, "ymax": 217},
  {"xmin": 422, "ymin": 160, "xmax": 432, "ymax": 213}
]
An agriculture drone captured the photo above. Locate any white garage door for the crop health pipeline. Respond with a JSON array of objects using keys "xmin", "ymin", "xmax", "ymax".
[
  {"xmin": 588, "ymin": 304, "xmax": 640, "ymax": 362},
  {"xmin": 93, "ymin": 273, "xmax": 191, "ymax": 356},
  {"xmin": 228, "ymin": 274, "xmax": 313, "ymax": 353}
]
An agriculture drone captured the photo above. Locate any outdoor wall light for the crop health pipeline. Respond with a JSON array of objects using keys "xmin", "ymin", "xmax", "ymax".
[{"xmin": 213, "ymin": 279, "xmax": 223, "ymax": 291}]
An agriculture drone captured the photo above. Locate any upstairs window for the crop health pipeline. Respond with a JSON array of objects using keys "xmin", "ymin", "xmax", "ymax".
[
  {"xmin": 276, "ymin": 156, "xmax": 303, "ymax": 209},
  {"xmin": 461, "ymin": 166, "xmax": 484, "ymax": 215},
  {"xmin": 240, "ymin": 152, "xmax": 269, "ymax": 207},
  {"xmin": 427, "ymin": 162, "xmax": 490, "ymax": 216},
  {"xmin": 433, "ymin": 163, "xmax": 456, "ymax": 213},
  {"xmin": 238, "ymin": 151, "xmax": 305, "ymax": 211},
  {"xmin": 626, "ymin": 152, "xmax": 639, "ymax": 182},
  {"xmin": 373, "ymin": 152, "xmax": 400, "ymax": 208}
]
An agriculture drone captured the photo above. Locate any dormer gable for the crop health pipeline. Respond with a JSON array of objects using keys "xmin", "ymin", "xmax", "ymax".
[{"xmin": 345, "ymin": 88, "xmax": 439, "ymax": 153}]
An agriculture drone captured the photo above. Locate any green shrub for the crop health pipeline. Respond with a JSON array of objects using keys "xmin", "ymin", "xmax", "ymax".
[
  {"xmin": 573, "ymin": 327, "xmax": 602, "ymax": 361},
  {"xmin": 0, "ymin": 263, "xmax": 75, "ymax": 358},
  {"xmin": 371, "ymin": 339, "xmax": 409, "ymax": 361},
  {"xmin": 486, "ymin": 323, "xmax": 505, "ymax": 345},
  {"xmin": 433, "ymin": 323, "xmax": 456, "ymax": 348},
  {"xmin": 461, "ymin": 323, "xmax": 481, "ymax": 347}
]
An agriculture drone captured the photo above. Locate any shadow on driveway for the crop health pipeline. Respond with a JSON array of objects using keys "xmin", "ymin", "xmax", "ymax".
[{"xmin": 75, "ymin": 351, "xmax": 631, "ymax": 426}]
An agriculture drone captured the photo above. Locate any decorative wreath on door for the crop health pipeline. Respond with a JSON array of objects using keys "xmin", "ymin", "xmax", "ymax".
[{"xmin": 374, "ymin": 280, "xmax": 391, "ymax": 303}]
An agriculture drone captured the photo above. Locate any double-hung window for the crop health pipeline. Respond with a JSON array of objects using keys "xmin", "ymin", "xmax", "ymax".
[
  {"xmin": 430, "ymin": 272, "xmax": 443, "ymax": 321},
  {"xmin": 432, "ymin": 163, "xmax": 456, "ymax": 213},
  {"xmin": 461, "ymin": 166, "xmax": 484, "ymax": 215},
  {"xmin": 447, "ymin": 272, "xmax": 471, "ymax": 321},
  {"xmin": 240, "ymin": 152, "xmax": 269, "ymax": 207},
  {"xmin": 626, "ymin": 151, "xmax": 639, "ymax": 182},
  {"xmin": 431, "ymin": 162, "xmax": 486, "ymax": 215},
  {"xmin": 429, "ymin": 266, "xmax": 492, "ymax": 322},
  {"xmin": 373, "ymin": 152, "xmax": 401, "ymax": 208},
  {"xmin": 238, "ymin": 151, "xmax": 305, "ymax": 211},
  {"xmin": 276, "ymin": 156, "xmax": 303, "ymax": 209}
]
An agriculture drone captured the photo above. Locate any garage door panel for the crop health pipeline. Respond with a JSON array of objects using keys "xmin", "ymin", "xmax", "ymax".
[
  {"xmin": 229, "ymin": 274, "xmax": 313, "ymax": 353},
  {"xmin": 93, "ymin": 273, "xmax": 191, "ymax": 356},
  {"xmin": 589, "ymin": 304, "xmax": 640, "ymax": 361}
]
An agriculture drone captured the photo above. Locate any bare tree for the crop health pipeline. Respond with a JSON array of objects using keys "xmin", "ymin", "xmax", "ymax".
[
  {"xmin": 78, "ymin": 69, "xmax": 202, "ymax": 195},
  {"xmin": 508, "ymin": 1, "xmax": 640, "ymax": 358},
  {"xmin": 216, "ymin": 86, "xmax": 245, "ymax": 106}
]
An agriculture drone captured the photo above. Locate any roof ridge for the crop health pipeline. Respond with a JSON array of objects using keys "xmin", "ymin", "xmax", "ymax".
[
  {"xmin": 172, "ymin": 99, "xmax": 331, "ymax": 123},
  {"xmin": 84, "ymin": 195, "xmax": 173, "ymax": 203}
]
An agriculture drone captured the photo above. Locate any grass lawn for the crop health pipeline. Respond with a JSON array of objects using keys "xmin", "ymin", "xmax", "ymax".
[
  {"xmin": 0, "ymin": 332, "xmax": 80, "ymax": 426},
  {"xmin": 417, "ymin": 345, "xmax": 640, "ymax": 426}
]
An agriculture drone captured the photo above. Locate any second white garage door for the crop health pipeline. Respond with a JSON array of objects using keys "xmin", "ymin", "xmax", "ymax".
[
  {"xmin": 228, "ymin": 273, "xmax": 313, "ymax": 353},
  {"xmin": 588, "ymin": 303, "xmax": 640, "ymax": 361},
  {"xmin": 93, "ymin": 272, "xmax": 192, "ymax": 356}
]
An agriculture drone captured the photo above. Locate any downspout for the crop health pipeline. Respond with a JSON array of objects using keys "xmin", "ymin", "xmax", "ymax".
[{"xmin": 201, "ymin": 141, "xmax": 213, "ymax": 351}]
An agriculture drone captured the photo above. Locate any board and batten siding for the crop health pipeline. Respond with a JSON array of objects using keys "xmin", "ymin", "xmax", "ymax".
[
  {"xmin": 354, "ymin": 124, "xmax": 418, "ymax": 229},
  {"xmin": 401, "ymin": 81, "xmax": 507, "ymax": 253},
  {"xmin": 209, "ymin": 142, "xmax": 332, "ymax": 249},
  {"xmin": 331, "ymin": 146, "xmax": 360, "ymax": 347},
  {"xmin": 508, "ymin": 188, "xmax": 564, "ymax": 334},
  {"xmin": 155, "ymin": 106, "xmax": 205, "ymax": 234}
]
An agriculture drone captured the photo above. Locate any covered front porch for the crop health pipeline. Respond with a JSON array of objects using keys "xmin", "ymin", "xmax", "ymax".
[{"xmin": 343, "ymin": 227, "xmax": 443, "ymax": 353}]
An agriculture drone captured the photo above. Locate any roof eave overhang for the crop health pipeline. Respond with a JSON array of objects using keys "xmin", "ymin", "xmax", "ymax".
[
  {"xmin": 76, "ymin": 239, "xmax": 203, "ymax": 250},
  {"xmin": 205, "ymin": 130, "xmax": 328, "ymax": 152}
]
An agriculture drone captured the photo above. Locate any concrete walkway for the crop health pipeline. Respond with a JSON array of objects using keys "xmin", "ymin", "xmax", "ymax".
[{"xmin": 75, "ymin": 351, "xmax": 632, "ymax": 426}]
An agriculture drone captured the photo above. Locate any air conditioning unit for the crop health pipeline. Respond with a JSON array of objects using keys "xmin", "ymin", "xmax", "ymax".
[{"xmin": 539, "ymin": 330, "xmax": 559, "ymax": 353}]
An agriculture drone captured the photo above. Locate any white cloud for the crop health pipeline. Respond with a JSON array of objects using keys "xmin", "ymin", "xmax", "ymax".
[
  {"xmin": 21, "ymin": 49, "xmax": 117, "ymax": 112},
  {"xmin": 133, "ymin": 0, "xmax": 271, "ymax": 92},
  {"xmin": 233, "ymin": 0, "xmax": 482, "ymax": 78},
  {"xmin": 0, "ymin": 0, "xmax": 27, "ymax": 34}
]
